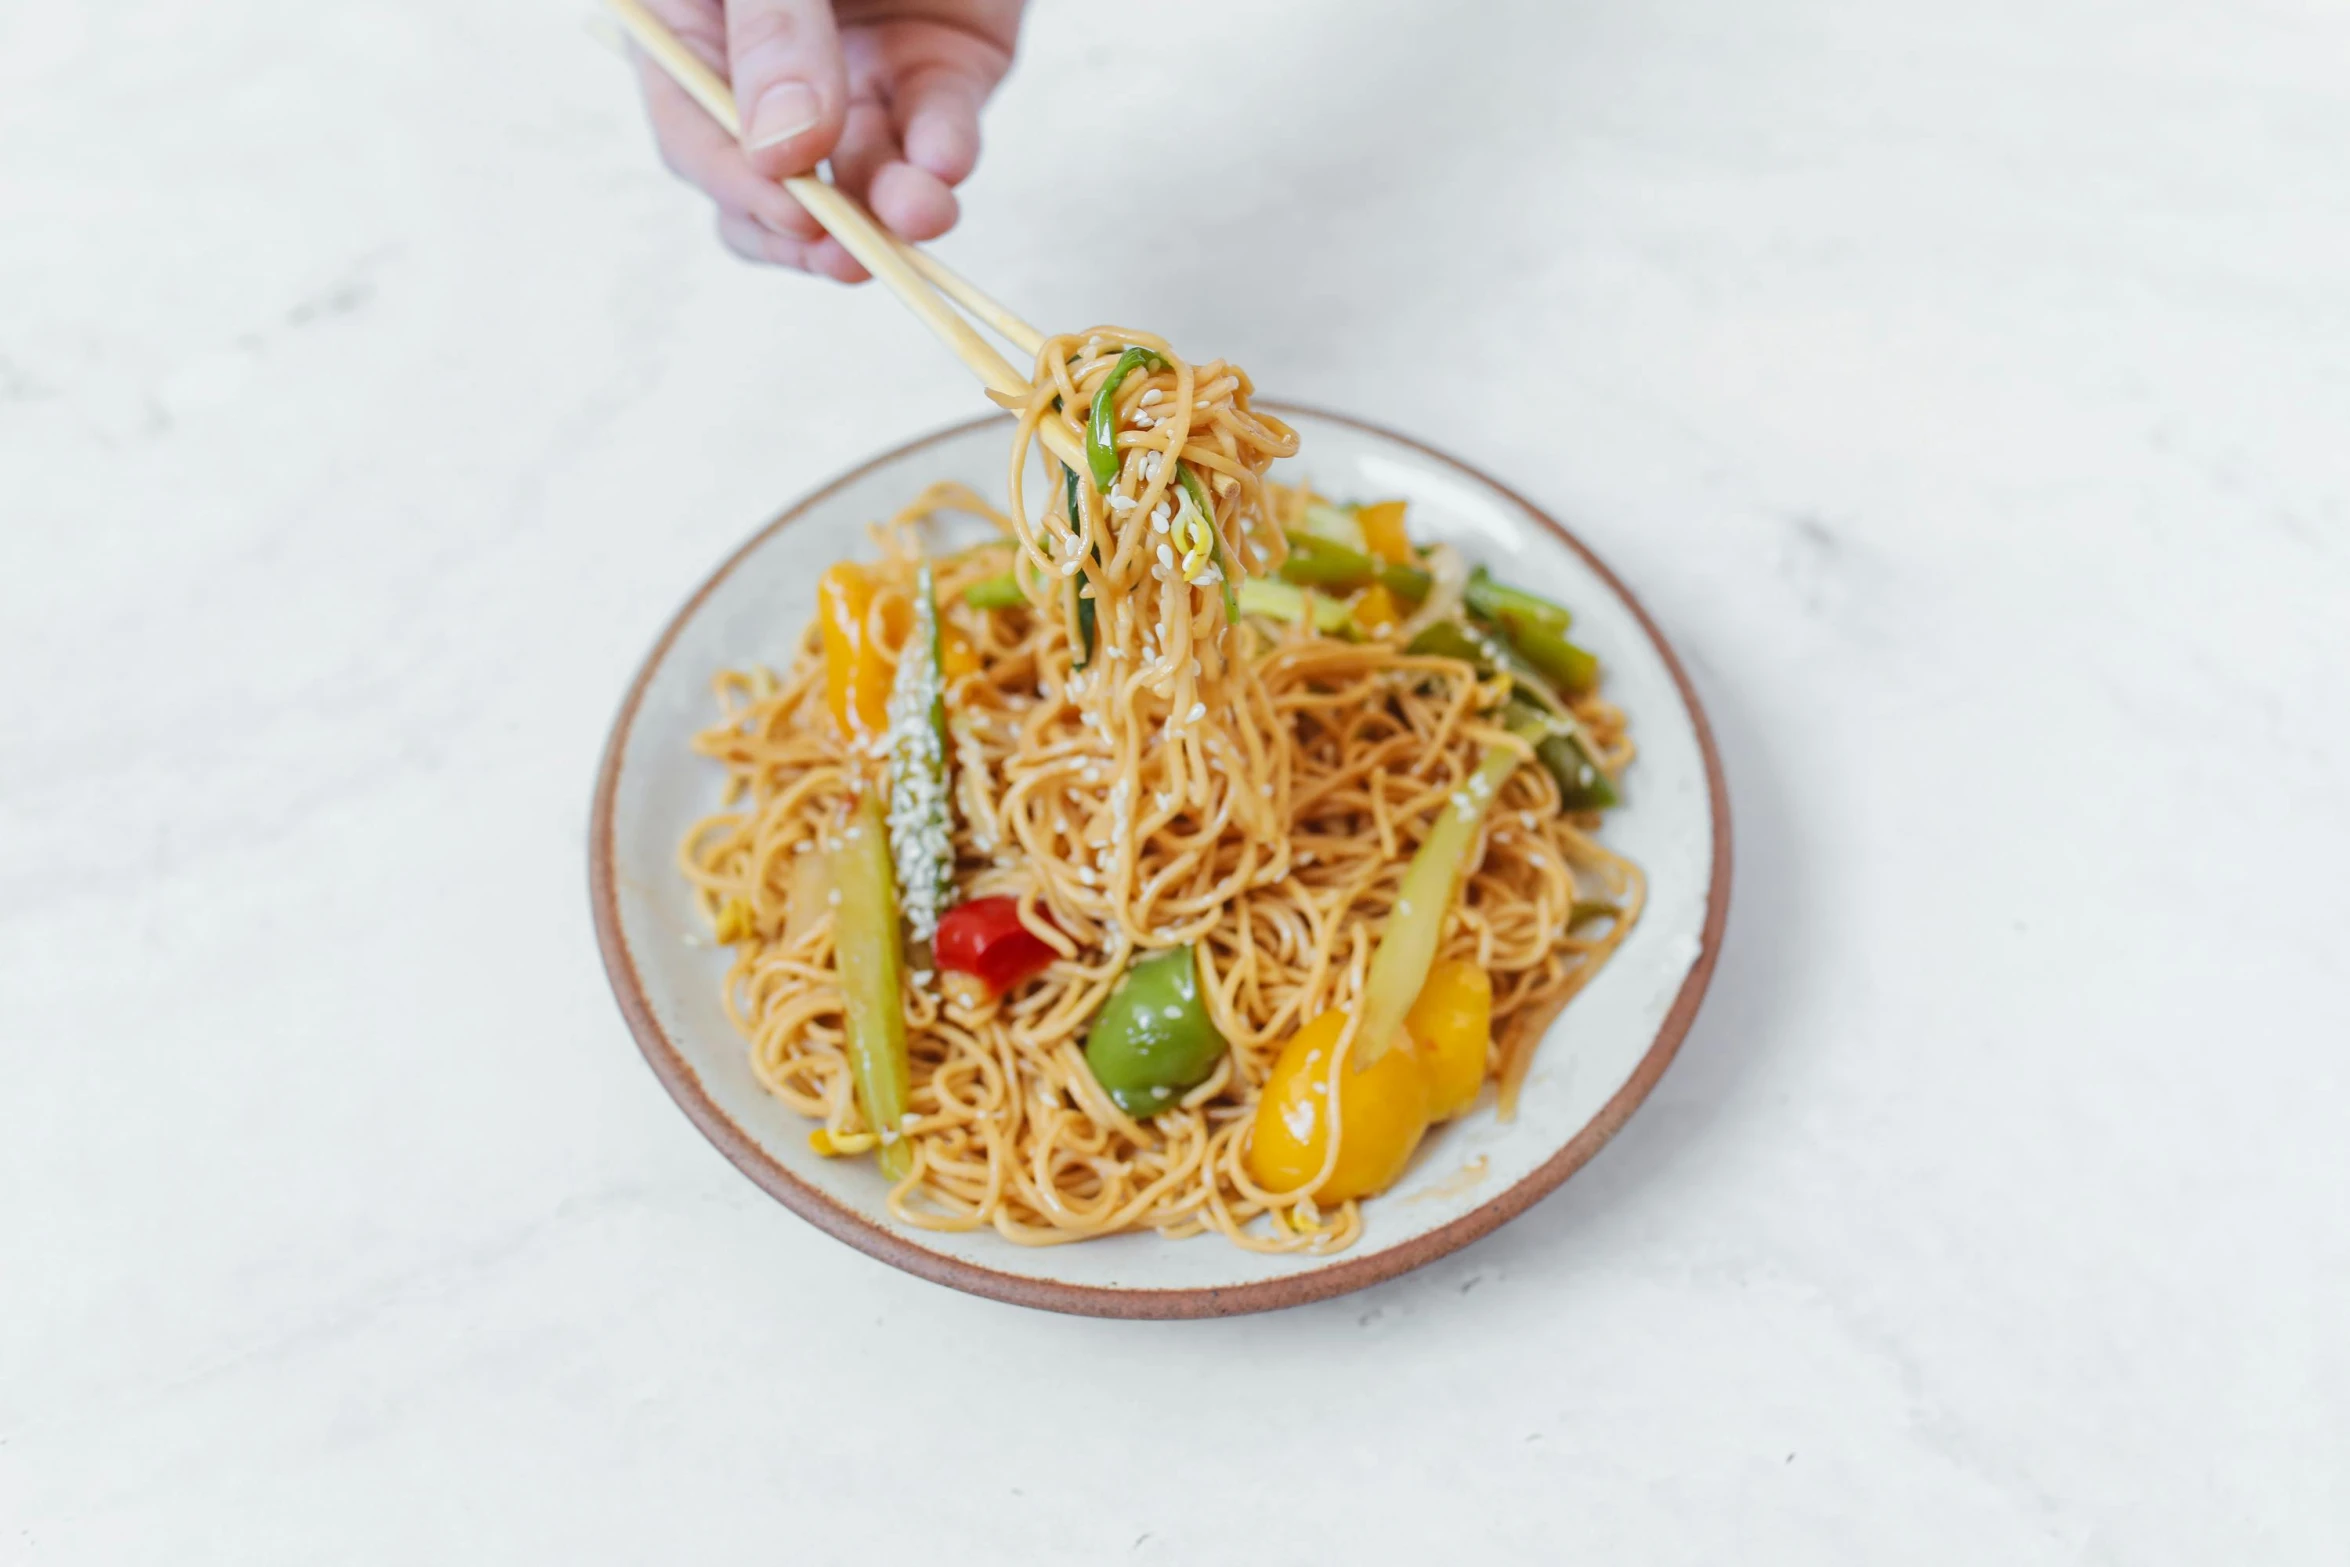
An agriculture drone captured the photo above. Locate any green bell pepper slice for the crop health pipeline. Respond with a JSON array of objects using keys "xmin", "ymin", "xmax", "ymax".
[{"xmin": 1083, "ymin": 946, "xmax": 1229, "ymax": 1118}]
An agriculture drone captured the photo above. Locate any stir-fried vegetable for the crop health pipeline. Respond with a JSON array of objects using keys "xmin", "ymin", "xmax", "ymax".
[
  {"xmin": 1085, "ymin": 347, "xmax": 1168, "ymax": 490},
  {"xmin": 940, "ymin": 623, "xmax": 979, "ymax": 680},
  {"xmin": 1174, "ymin": 463, "xmax": 1243, "ymax": 621},
  {"xmin": 1501, "ymin": 694, "xmax": 1617, "ymax": 811},
  {"xmin": 832, "ymin": 792, "xmax": 915, "ymax": 1179},
  {"xmin": 1246, "ymin": 1006, "xmax": 1433, "ymax": 1202},
  {"xmin": 1235, "ymin": 576, "xmax": 1352, "ymax": 634},
  {"xmin": 1406, "ymin": 959, "xmax": 1492, "ymax": 1120},
  {"xmin": 1350, "ymin": 581, "xmax": 1404, "ymax": 635},
  {"xmin": 1355, "ymin": 500, "xmax": 1413, "ymax": 565},
  {"xmin": 1078, "ymin": 348, "xmax": 1243, "ymax": 633},
  {"xmin": 1353, "ymin": 719, "xmax": 1542, "ymax": 1070},
  {"xmin": 882, "ymin": 562, "xmax": 953, "ymax": 945},
  {"xmin": 816, "ymin": 562, "xmax": 904, "ymax": 740},
  {"xmin": 1406, "ymin": 619, "xmax": 1555, "ymax": 713},
  {"xmin": 1063, "ymin": 466, "xmax": 1098, "ymax": 667},
  {"xmin": 1297, "ymin": 502, "xmax": 1367, "ymax": 551},
  {"xmin": 1083, "ymin": 946, "xmax": 1229, "ymax": 1118},
  {"xmin": 1279, "ymin": 532, "xmax": 1432, "ymax": 603},
  {"xmin": 1459, "ymin": 566, "xmax": 1599, "ymax": 694},
  {"xmin": 1500, "ymin": 614, "xmax": 1599, "ymax": 696},
  {"xmin": 1463, "ymin": 565, "xmax": 1572, "ymax": 632},
  {"xmin": 1244, "ymin": 957, "xmax": 1497, "ymax": 1201},
  {"xmin": 1410, "ymin": 621, "xmax": 1617, "ymax": 810},
  {"xmin": 962, "ymin": 573, "xmax": 1027, "ymax": 611},
  {"xmin": 935, "ymin": 896, "xmax": 1059, "ymax": 995},
  {"xmin": 712, "ymin": 896, "xmax": 754, "ymax": 945}
]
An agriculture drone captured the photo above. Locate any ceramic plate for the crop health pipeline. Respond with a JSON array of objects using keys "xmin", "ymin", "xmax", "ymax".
[{"xmin": 591, "ymin": 406, "xmax": 1729, "ymax": 1317}]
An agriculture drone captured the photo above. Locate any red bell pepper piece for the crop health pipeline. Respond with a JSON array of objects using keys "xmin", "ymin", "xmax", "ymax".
[{"xmin": 934, "ymin": 896, "xmax": 1059, "ymax": 995}]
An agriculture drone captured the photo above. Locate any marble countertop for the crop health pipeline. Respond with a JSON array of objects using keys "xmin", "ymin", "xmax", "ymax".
[{"xmin": 5, "ymin": 0, "xmax": 2344, "ymax": 1559}]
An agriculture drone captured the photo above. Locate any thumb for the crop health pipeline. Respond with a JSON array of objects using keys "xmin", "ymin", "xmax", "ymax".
[{"xmin": 727, "ymin": 0, "xmax": 849, "ymax": 179}]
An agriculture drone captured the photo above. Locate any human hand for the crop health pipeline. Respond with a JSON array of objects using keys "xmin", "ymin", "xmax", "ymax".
[{"xmin": 633, "ymin": 0, "xmax": 1025, "ymax": 282}]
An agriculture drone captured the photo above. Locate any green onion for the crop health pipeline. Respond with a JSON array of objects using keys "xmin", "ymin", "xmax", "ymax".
[
  {"xmin": 1065, "ymin": 465, "xmax": 1096, "ymax": 666},
  {"xmin": 1175, "ymin": 462, "xmax": 1242, "ymax": 624},
  {"xmin": 1409, "ymin": 621, "xmax": 1618, "ymax": 811},
  {"xmin": 1463, "ymin": 568, "xmax": 1597, "ymax": 694},
  {"xmin": 1463, "ymin": 566, "xmax": 1572, "ymax": 632},
  {"xmin": 1501, "ymin": 695, "xmax": 1618, "ymax": 811},
  {"xmin": 1278, "ymin": 532, "xmax": 1432, "ymax": 602},
  {"xmin": 1084, "ymin": 346, "xmax": 1167, "ymax": 491}
]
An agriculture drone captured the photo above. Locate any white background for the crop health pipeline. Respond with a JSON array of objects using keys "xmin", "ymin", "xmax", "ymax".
[{"xmin": 4, "ymin": 0, "xmax": 2344, "ymax": 1560}]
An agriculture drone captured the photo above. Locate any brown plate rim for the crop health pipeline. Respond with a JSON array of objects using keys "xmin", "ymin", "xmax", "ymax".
[{"xmin": 588, "ymin": 403, "xmax": 1733, "ymax": 1319}]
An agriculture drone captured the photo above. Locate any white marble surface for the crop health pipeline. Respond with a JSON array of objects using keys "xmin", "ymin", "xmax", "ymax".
[{"xmin": 4, "ymin": 0, "xmax": 2344, "ymax": 1559}]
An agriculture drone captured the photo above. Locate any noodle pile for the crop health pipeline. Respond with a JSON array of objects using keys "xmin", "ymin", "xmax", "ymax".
[{"xmin": 680, "ymin": 330, "xmax": 1643, "ymax": 1251}]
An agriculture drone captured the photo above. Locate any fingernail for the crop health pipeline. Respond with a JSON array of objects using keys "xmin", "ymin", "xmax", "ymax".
[{"xmin": 746, "ymin": 82, "xmax": 820, "ymax": 150}]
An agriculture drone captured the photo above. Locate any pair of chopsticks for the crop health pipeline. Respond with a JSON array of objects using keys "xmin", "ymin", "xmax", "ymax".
[{"xmin": 606, "ymin": 0, "xmax": 1084, "ymax": 468}]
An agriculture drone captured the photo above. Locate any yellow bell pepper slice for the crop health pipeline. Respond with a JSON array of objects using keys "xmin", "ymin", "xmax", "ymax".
[
  {"xmin": 1407, "ymin": 959, "xmax": 1492, "ymax": 1121},
  {"xmin": 1355, "ymin": 499, "xmax": 1413, "ymax": 564},
  {"xmin": 816, "ymin": 563, "xmax": 909, "ymax": 740},
  {"xmin": 1351, "ymin": 581, "xmax": 1402, "ymax": 635},
  {"xmin": 712, "ymin": 896, "xmax": 755, "ymax": 945},
  {"xmin": 940, "ymin": 622, "xmax": 980, "ymax": 680},
  {"xmin": 1246, "ymin": 1007, "xmax": 1433, "ymax": 1202}
]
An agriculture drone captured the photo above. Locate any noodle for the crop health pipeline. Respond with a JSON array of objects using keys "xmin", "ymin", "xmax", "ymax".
[{"xmin": 679, "ymin": 330, "xmax": 1643, "ymax": 1252}]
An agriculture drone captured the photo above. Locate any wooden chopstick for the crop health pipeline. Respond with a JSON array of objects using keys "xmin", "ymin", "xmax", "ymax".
[
  {"xmin": 606, "ymin": 0, "xmax": 1070, "ymax": 461},
  {"xmin": 896, "ymin": 246, "xmax": 1044, "ymax": 359}
]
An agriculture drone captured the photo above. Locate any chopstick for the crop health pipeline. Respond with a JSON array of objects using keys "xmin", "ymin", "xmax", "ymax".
[{"xmin": 606, "ymin": 0, "xmax": 1068, "ymax": 458}]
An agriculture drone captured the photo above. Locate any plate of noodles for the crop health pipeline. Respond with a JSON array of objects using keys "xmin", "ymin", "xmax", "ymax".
[{"xmin": 591, "ymin": 333, "xmax": 1728, "ymax": 1317}]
